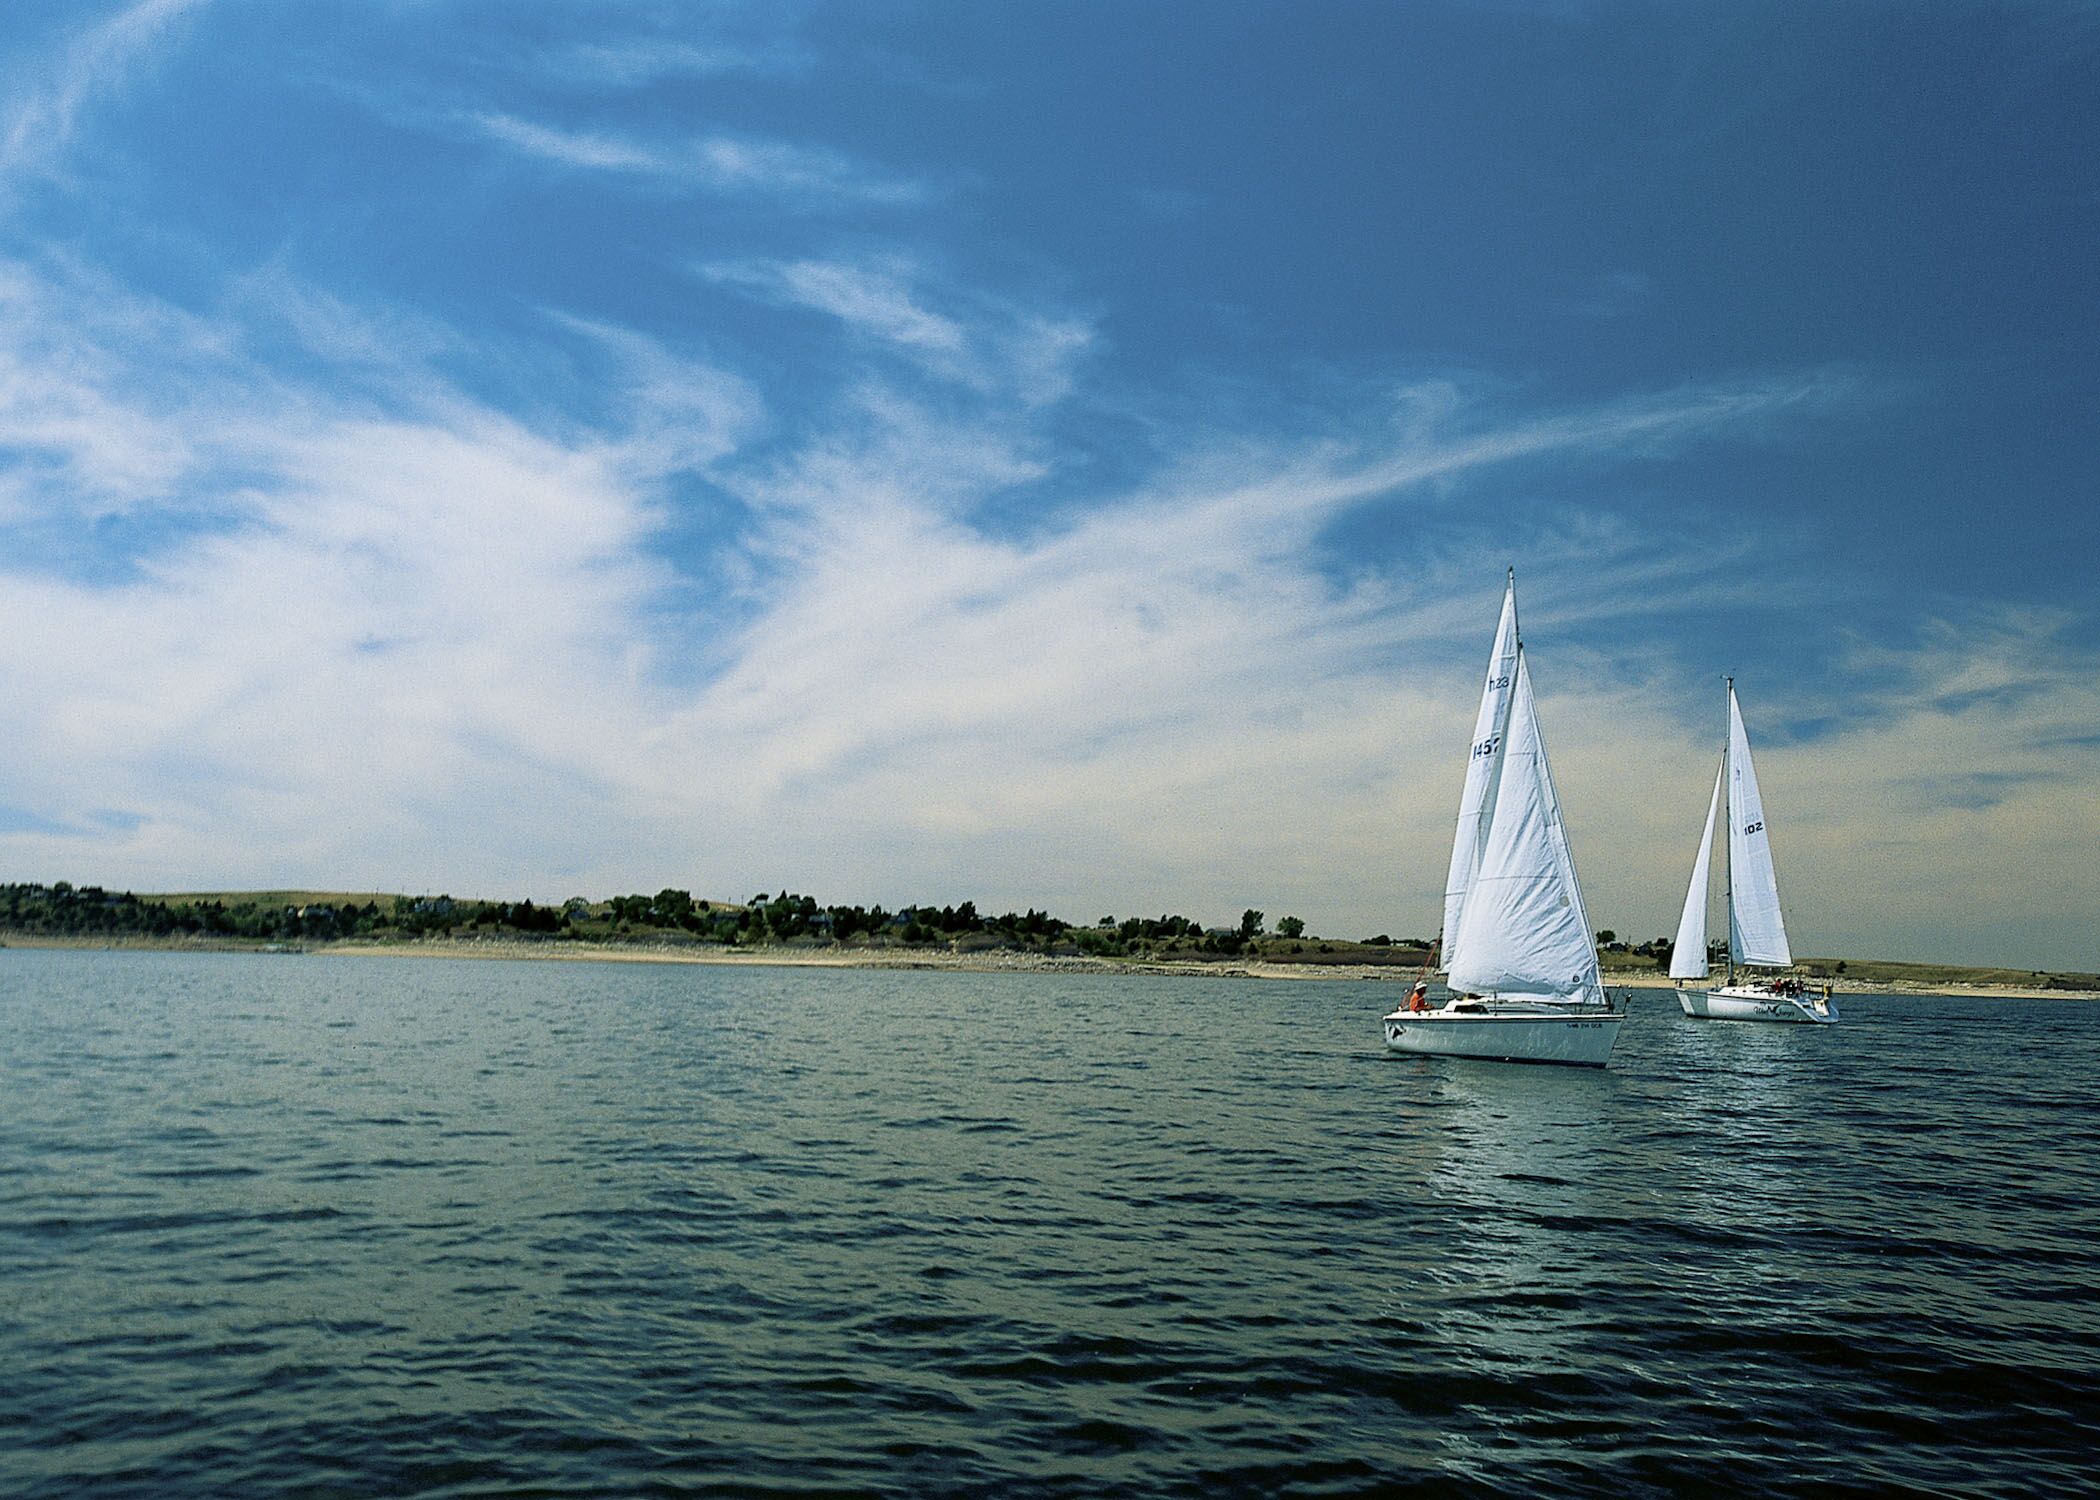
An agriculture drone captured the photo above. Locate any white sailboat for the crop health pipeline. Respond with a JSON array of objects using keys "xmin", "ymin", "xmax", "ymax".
[
  {"xmin": 1383, "ymin": 572, "xmax": 1625, "ymax": 1067},
  {"xmin": 1669, "ymin": 679, "xmax": 1835, "ymax": 1024}
]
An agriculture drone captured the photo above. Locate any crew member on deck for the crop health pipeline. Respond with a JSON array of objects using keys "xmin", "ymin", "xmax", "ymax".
[{"xmin": 1407, "ymin": 981, "xmax": 1430, "ymax": 1013}]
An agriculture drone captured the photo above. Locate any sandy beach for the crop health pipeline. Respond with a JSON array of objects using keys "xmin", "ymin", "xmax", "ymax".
[
  {"xmin": 7, "ymin": 931, "xmax": 2090, "ymax": 999},
  {"xmin": 316, "ymin": 936, "xmax": 2097, "ymax": 999}
]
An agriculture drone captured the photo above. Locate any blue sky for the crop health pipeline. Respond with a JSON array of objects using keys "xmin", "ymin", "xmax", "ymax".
[{"xmin": 2, "ymin": 0, "xmax": 2096, "ymax": 968}]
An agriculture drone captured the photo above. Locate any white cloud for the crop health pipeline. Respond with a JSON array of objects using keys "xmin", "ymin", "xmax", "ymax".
[
  {"xmin": 468, "ymin": 111, "xmax": 660, "ymax": 173},
  {"xmin": 0, "ymin": 404, "xmax": 673, "ymax": 889},
  {"xmin": 466, "ymin": 110, "xmax": 928, "ymax": 205},
  {"xmin": 0, "ymin": 0, "xmax": 206, "ymax": 186},
  {"xmin": 698, "ymin": 254, "xmax": 1095, "ymax": 405},
  {"xmin": 0, "ymin": 246, "xmax": 2091, "ymax": 970},
  {"xmin": 1760, "ymin": 613, "xmax": 2100, "ymax": 967},
  {"xmin": 557, "ymin": 39, "xmax": 809, "ymax": 87},
  {"xmin": 612, "ymin": 373, "xmax": 1858, "ymax": 935},
  {"xmin": 543, "ymin": 313, "xmax": 762, "ymax": 477},
  {"xmin": 705, "ymin": 257, "xmax": 967, "ymax": 353},
  {"xmin": 0, "ymin": 4, "xmax": 2089, "ymax": 980},
  {"xmin": 0, "ymin": 260, "xmax": 207, "ymax": 511},
  {"xmin": 1499, "ymin": 609, "xmax": 2100, "ymax": 973},
  {"xmin": 225, "ymin": 261, "xmax": 464, "ymax": 371}
]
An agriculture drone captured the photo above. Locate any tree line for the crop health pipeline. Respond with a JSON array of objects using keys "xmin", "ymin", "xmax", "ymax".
[{"xmin": 0, "ymin": 882, "xmax": 1434, "ymax": 959}]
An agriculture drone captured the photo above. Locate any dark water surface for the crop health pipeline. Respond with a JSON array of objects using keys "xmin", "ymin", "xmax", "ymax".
[{"xmin": 3, "ymin": 952, "xmax": 2097, "ymax": 1497}]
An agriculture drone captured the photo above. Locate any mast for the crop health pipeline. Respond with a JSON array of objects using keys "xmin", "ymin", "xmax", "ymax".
[
  {"xmin": 1722, "ymin": 675, "xmax": 1734, "ymax": 989},
  {"xmin": 1504, "ymin": 569, "xmax": 1520, "ymax": 968}
]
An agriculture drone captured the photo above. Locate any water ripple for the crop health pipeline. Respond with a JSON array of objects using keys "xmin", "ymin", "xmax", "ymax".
[{"xmin": 1, "ymin": 953, "xmax": 2097, "ymax": 1497}]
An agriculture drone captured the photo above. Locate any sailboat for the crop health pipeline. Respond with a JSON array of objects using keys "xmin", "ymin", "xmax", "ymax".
[
  {"xmin": 1382, "ymin": 571, "xmax": 1625, "ymax": 1067},
  {"xmin": 1668, "ymin": 679, "xmax": 1836, "ymax": 1024}
]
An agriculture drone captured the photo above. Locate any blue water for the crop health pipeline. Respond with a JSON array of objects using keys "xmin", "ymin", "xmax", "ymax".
[{"xmin": 2, "ymin": 951, "xmax": 2096, "ymax": 1497}]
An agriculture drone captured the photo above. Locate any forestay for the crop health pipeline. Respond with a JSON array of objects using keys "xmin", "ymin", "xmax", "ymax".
[
  {"xmin": 1445, "ymin": 650, "xmax": 1601, "ymax": 1001},
  {"xmin": 1725, "ymin": 685, "xmax": 1793, "ymax": 968},
  {"xmin": 1669, "ymin": 761, "xmax": 1722, "ymax": 979},
  {"xmin": 1440, "ymin": 576, "xmax": 1518, "ymax": 957}
]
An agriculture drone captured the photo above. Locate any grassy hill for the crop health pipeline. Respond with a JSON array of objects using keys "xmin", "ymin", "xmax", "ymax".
[
  {"xmin": 1597, "ymin": 947, "xmax": 2096, "ymax": 992},
  {"xmin": 1794, "ymin": 956, "xmax": 2099, "ymax": 991},
  {"xmin": 140, "ymin": 890, "xmax": 404, "ymax": 910}
]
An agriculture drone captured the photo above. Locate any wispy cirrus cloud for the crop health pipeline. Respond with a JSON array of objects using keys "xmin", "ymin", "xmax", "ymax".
[
  {"xmin": 698, "ymin": 254, "xmax": 1094, "ymax": 406},
  {"xmin": 0, "ymin": 239, "xmax": 1876, "ymax": 928},
  {"xmin": 0, "ymin": 0, "xmax": 206, "ymax": 186},
  {"xmin": 224, "ymin": 260, "xmax": 465, "ymax": 375},
  {"xmin": 555, "ymin": 38, "xmax": 813, "ymax": 88},
  {"xmin": 705, "ymin": 257, "xmax": 968, "ymax": 353},
  {"xmin": 543, "ymin": 312, "xmax": 763, "ymax": 477},
  {"xmin": 639, "ymin": 364, "xmax": 1863, "ymax": 913},
  {"xmin": 467, "ymin": 112, "xmax": 657, "ymax": 172},
  {"xmin": 0, "ymin": 147, "xmax": 2085, "ymax": 967},
  {"xmin": 0, "ymin": 256, "xmax": 217, "ymax": 514},
  {"xmin": 1742, "ymin": 611, "xmax": 2100, "ymax": 966},
  {"xmin": 466, "ymin": 110, "xmax": 929, "ymax": 205},
  {"xmin": 8, "ymin": 269, "xmax": 2093, "ymax": 967},
  {"xmin": 0, "ymin": 1, "xmax": 2092, "ymax": 980},
  {"xmin": 0, "ymin": 261, "xmax": 693, "ymax": 886}
]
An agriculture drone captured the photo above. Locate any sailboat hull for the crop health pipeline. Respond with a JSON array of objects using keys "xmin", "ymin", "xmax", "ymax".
[
  {"xmin": 1678, "ymin": 985, "xmax": 1837, "ymax": 1024},
  {"xmin": 1381, "ymin": 1005, "xmax": 1623, "ymax": 1067}
]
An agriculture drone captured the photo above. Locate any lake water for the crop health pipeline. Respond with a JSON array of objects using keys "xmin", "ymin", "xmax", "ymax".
[{"xmin": 3, "ymin": 951, "xmax": 2096, "ymax": 1497}]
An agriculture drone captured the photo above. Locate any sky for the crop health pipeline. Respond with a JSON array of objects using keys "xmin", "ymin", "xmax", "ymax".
[{"xmin": 1, "ymin": 0, "xmax": 2096, "ymax": 970}]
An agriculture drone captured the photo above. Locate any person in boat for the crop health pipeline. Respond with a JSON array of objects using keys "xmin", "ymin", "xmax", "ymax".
[{"xmin": 1407, "ymin": 980, "xmax": 1430, "ymax": 1013}]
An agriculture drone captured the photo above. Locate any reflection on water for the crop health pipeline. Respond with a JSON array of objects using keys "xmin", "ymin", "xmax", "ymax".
[{"xmin": 2, "ymin": 955, "xmax": 2097, "ymax": 1498}]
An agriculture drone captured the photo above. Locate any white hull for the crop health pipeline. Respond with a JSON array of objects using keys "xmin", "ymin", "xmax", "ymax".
[
  {"xmin": 1678, "ymin": 984, "xmax": 1837, "ymax": 1024},
  {"xmin": 1381, "ymin": 1002, "xmax": 1623, "ymax": 1067}
]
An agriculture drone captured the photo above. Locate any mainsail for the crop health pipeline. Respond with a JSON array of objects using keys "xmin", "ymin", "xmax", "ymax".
[
  {"xmin": 1725, "ymin": 684, "xmax": 1793, "ymax": 968},
  {"xmin": 1439, "ymin": 575, "xmax": 1519, "ymax": 958},
  {"xmin": 1668, "ymin": 761, "xmax": 1723, "ymax": 980},
  {"xmin": 1445, "ymin": 649, "xmax": 1601, "ymax": 1001}
]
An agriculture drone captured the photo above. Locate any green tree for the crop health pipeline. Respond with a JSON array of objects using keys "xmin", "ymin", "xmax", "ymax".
[
  {"xmin": 1239, "ymin": 909, "xmax": 1264, "ymax": 940},
  {"xmin": 1276, "ymin": 916, "xmax": 1305, "ymax": 939},
  {"xmin": 653, "ymin": 889, "xmax": 696, "ymax": 928}
]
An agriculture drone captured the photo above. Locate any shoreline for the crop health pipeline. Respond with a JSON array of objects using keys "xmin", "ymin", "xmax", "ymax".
[{"xmin": 5, "ymin": 932, "xmax": 2094, "ymax": 999}]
